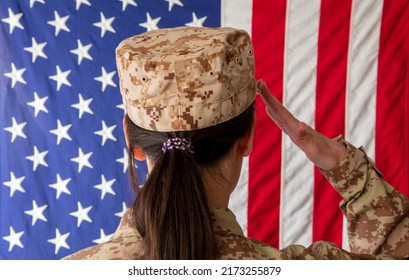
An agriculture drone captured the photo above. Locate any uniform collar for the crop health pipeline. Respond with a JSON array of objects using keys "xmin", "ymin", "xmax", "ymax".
[{"xmin": 209, "ymin": 207, "xmax": 245, "ymax": 236}]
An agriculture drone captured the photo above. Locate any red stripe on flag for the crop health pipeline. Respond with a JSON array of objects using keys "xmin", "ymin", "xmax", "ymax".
[
  {"xmin": 376, "ymin": 1, "xmax": 409, "ymax": 198},
  {"xmin": 313, "ymin": 0, "xmax": 352, "ymax": 245},
  {"xmin": 249, "ymin": 0, "xmax": 287, "ymax": 247}
]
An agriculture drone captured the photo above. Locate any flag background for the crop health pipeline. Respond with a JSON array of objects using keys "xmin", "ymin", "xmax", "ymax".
[{"xmin": 1, "ymin": 0, "xmax": 408, "ymax": 259}]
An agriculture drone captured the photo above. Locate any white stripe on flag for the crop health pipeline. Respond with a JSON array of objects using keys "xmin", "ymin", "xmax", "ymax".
[
  {"xmin": 222, "ymin": 0, "xmax": 252, "ymax": 236},
  {"xmin": 230, "ymin": 158, "xmax": 250, "ymax": 235},
  {"xmin": 280, "ymin": 0, "xmax": 321, "ymax": 248},
  {"xmin": 221, "ymin": 0, "xmax": 252, "ymax": 35},
  {"xmin": 343, "ymin": 0, "xmax": 384, "ymax": 249}
]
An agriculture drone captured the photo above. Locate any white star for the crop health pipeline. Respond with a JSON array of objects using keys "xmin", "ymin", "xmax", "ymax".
[
  {"xmin": 70, "ymin": 39, "xmax": 93, "ymax": 65},
  {"xmin": 94, "ymin": 67, "xmax": 116, "ymax": 92},
  {"xmin": 116, "ymin": 103, "xmax": 125, "ymax": 113},
  {"xmin": 94, "ymin": 175, "xmax": 116, "ymax": 200},
  {"xmin": 49, "ymin": 65, "xmax": 71, "ymax": 91},
  {"xmin": 71, "ymin": 93, "xmax": 93, "ymax": 119},
  {"xmin": 49, "ymin": 119, "xmax": 72, "ymax": 145},
  {"xmin": 69, "ymin": 202, "xmax": 92, "ymax": 227},
  {"xmin": 165, "ymin": 0, "xmax": 183, "ymax": 11},
  {"xmin": 139, "ymin": 12, "xmax": 161, "ymax": 32},
  {"xmin": 94, "ymin": 120, "xmax": 117, "ymax": 146},
  {"xmin": 116, "ymin": 148, "xmax": 129, "ymax": 173},
  {"xmin": 47, "ymin": 228, "xmax": 70, "ymax": 255},
  {"xmin": 2, "ymin": 227, "xmax": 24, "ymax": 252},
  {"xmin": 49, "ymin": 174, "xmax": 71, "ymax": 199},
  {"xmin": 3, "ymin": 172, "xmax": 25, "ymax": 197},
  {"xmin": 29, "ymin": 0, "xmax": 45, "ymax": 8},
  {"xmin": 24, "ymin": 200, "xmax": 48, "ymax": 226},
  {"xmin": 1, "ymin": 8, "xmax": 24, "ymax": 34},
  {"xmin": 93, "ymin": 12, "xmax": 115, "ymax": 38},
  {"xmin": 25, "ymin": 146, "xmax": 48, "ymax": 171},
  {"xmin": 119, "ymin": 0, "xmax": 137, "ymax": 11},
  {"xmin": 47, "ymin": 11, "xmax": 70, "ymax": 36},
  {"xmin": 185, "ymin": 12, "xmax": 207, "ymax": 27},
  {"xmin": 3, "ymin": 63, "xmax": 26, "ymax": 88},
  {"xmin": 24, "ymin": 37, "xmax": 47, "ymax": 63},
  {"xmin": 71, "ymin": 148, "xmax": 93, "ymax": 173},
  {"xmin": 4, "ymin": 117, "xmax": 27, "ymax": 142},
  {"xmin": 27, "ymin": 92, "xmax": 49, "ymax": 117},
  {"xmin": 75, "ymin": 0, "xmax": 91, "ymax": 10},
  {"xmin": 115, "ymin": 202, "xmax": 128, "ymax": 218},
  {"xmin": 92, "ymin": 229, "xmax": 113, "ymax": 244}
]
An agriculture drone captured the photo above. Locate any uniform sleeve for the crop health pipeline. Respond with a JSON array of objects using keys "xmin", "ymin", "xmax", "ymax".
[{"xmin": 320, "ymin": 137, "xmax": 409, "ymax": 258}]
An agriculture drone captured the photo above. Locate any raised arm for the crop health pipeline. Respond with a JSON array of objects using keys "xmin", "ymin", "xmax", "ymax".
[{"xmin": 258, "ymin": 80, "xmax": 409, "ymax": 258}]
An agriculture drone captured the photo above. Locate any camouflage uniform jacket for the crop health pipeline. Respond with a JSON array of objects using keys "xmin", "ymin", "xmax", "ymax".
[{"xmin": 63, "ymin": 138, "xmax": 409, "ymax": 260}]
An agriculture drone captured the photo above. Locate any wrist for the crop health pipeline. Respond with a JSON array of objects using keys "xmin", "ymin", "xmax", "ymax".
[{"xmin": 333, "ymin": 139, "xmax": 348, "ymax": 168}]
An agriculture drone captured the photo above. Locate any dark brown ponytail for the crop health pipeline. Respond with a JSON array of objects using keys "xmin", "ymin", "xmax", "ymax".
[{"xmin": 125, "ymin": 103, "xmax": 255, "ymax": 259}]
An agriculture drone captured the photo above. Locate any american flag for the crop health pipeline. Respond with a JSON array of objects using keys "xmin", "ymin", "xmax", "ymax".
[
  {"xmin": 1, "ymin": 0, "xmax": 409, "ymax": 260},
  {"xmin": 0, "ymin": 0, "xmax": 219, "ymax": 260}
]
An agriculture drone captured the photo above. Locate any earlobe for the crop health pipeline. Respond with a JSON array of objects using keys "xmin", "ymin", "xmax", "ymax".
[
  {"xmin": 123, "ymin": 116, "xmax": 146, "ymax": 161},
  {"xmin": 133, "ymin": 147, "xmax": 146, "ymax": 161},
  {"xmin": 240, "ymin": 123, "xmax": 255, "ymax": 157}
]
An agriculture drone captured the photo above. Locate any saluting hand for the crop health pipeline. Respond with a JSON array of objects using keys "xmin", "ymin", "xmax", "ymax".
[{"xmin": 257, "ymin": 80, "xmax": 347, "ymax": 171}]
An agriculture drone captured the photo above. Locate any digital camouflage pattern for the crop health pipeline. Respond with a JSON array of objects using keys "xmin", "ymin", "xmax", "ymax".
[
  {"xmin": 325, "ymin": 137, "xmax": 409, "ymax": 258},
  {"xmin": 116, "ymin": 27, "xmax": 256, "ymax": 132},
  {"xmin": 63, "ymin": 138, "xmax": 409, "ymax": 260}
]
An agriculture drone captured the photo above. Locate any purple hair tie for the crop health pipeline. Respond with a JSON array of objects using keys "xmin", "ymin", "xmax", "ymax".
[{"xmin": 162, "ymin": 138, "xmax": 194, "ymax": 154}]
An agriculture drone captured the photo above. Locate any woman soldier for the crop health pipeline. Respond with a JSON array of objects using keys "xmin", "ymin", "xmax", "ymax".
[{"xmin": 64, "ymin": 27, "xmax": 409, "ymax": 260}]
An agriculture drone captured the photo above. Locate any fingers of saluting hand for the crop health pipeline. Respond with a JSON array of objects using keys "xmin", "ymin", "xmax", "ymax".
[
  {"xmin": 257, "ymin": 80, "xmax": 300, "ymax": 137},
  {"xmin": 256, "ymin": 80, "xmax": 347, "ymax": 170},
  {"xmin": 257, "ymin": 80, "xmax": 312, "ymax": 149}
]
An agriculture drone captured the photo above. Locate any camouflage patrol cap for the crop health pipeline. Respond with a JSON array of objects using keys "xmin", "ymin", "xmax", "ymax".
[{"xmin": 116, "ymin": 26, "xmax": 256, "ymax": 132}]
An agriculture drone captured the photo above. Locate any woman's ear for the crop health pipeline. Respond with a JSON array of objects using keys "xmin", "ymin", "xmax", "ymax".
[
  {"xmin": 239, "ymin": 124, "xmax": 255, "ymax": 157},
  {"xmin": 238, "ymin": 113, "xmax": 255, "ymax": 157},
  {"xmin": 133, "ymin": 147, "xmax": 146, "ymax": 161},
  {"xmin": 239, "ymin": 110, "xmax": 256, "ymax": 157},
  {"xmin": 123, "ymin": 116, "xmax": 146, "ymax": 161}
]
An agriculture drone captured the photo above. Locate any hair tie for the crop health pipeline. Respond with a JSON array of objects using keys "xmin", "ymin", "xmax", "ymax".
[{"xmin": 162, "ymin": 138, "xmax": 194, "ymax": 154}]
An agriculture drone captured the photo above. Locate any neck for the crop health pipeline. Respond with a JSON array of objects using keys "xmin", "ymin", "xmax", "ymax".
[
  {"xmin": 202, "ymin": 146, "xmax": 243, "ymax": 209},
  {"xmin": 204, "ymin": 175, "xmax": 231, "ymax": 208}
]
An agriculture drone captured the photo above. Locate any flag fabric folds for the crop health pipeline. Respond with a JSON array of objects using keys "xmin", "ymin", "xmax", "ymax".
[
  {"xmin": 1, "ymin": 0, "xmax": 408, "ymax": 260},
  {"xmin": 248, "ymin": 0, "xmax": 409, "ymax": 250}
]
